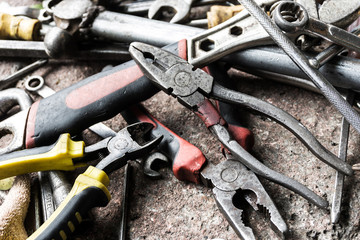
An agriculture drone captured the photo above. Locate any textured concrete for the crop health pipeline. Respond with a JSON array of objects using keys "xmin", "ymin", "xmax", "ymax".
[{"xmin": 1, "ymin": 1, "xmax": 360, "ymax": 239}]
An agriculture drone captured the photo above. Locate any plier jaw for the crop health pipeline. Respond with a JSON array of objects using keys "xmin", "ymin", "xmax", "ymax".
[
  {"xmin": 88, "ymin": 122, "xmax": 163, "ymax": 174},
  {"xmin": 129, "ymin": 42, "xmax": 213, "ymax": 109},
  {"xmin": 201, "ymin": 158, "xmax": 288, "ymax": 240}
]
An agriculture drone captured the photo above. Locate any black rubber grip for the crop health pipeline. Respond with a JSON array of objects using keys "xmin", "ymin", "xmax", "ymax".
[
  {"xmin": 25, "ymin": 42, "xmax": 181, "ymax": 148},
  {"xmin": 32, "ymin": 187, "xmax": 109, "ymax": 240}
]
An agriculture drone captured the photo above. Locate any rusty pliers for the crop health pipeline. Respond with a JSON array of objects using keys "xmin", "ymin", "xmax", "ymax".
[{"xmin": 129, "ymin": 42, "xmax": 354, "ymax": 209}]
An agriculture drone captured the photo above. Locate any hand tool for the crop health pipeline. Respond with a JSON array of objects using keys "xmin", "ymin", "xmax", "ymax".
[
  {"xmin": 118, "ymin": 163, "xmax": 133, "ymax": 240},
  {"xmin": 0, "ymin": 13, "xmax": 41, "ymax": 41},
  {"xmin": 128, "ymin": 41, "xmax": 344, "ymax": 208},
  {"xmin": 0, "ymin": 59, "xmax": 48, "ymax": 90},
  {"xmin": 122, "ymin": 102, "xmax": 253, "ymax": 183},
  {"xmin": 25, "ymin": 74, "xmax": 208, "ymax": 184},
  {"xmin": 0, "ymin": 2, "xmax": 52, "ymax": 23},
  {"xmin": 0, "ymin": 4, "xmax": 354, "ymax": 168},
  {"xmin": 118, "ymin": 0, "xmax": 231, "ymax": 16},
  {"xmin": 25, "ymin": 122, "xmax": 161, "ymax": 240},
  {"xmin": 0, "ymin": 121, "xmax": 161, "ymax": 179},
  {"xmin": 38, "ymin": 171, "xmax": 55, "ymax": 222},
  {"xmin": 318, "ymin": 0, "xmax": 360, "ymax": 28},
  {"xmin": 331, "ymin": 91, "xmax": 354, "ymax": 224},
  {"xmin": 238, "ymin": 0, "xmax": 360, "ymax": 138},
  {"xmin": 142, "ymin": 152, "xmax": 169, "ymax": 179},
  {"xmin": 272, "ymin": 1, "xmax": 360, "ymax": 54},
  {"xmin": 122, "ymin": 102, "xmax": 287, "ymax": 239},
  {"xmin": 0, "ymin": 88, "xmax": 32, "ymax": 155},
  {"xmin": 48, "ymin": 171, "xmax": 72, "ymax": 207},
  {"xmin": 24, "ymin": 75, "xmax": 117, "ymax": 139},
  {"xmin": 148, "ymin": 0, "xmax": 197, "ymax": 23},
  {"xmin": 0, "ymin": 88, "xmax": 32, "ymax": 120},
  {"xmin": 0, "ymin": 39, "xmax": 131, "ymax": 61}
]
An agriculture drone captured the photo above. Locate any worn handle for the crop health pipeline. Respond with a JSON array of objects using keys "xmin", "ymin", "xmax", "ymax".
[
  {"xmin": 0, "ymin": 134, "xmax": 85, "ymax": 180},
  {"xmin": 28, "ymin": 166, "xmax": 111, "ymax": 240},
  {"xmin": 121, "ymin": 104, "xmax": 206, "ymax": 184},
  {"xmin": 25, "ymin": 42, "xmax": 183, "ymax": 148}
]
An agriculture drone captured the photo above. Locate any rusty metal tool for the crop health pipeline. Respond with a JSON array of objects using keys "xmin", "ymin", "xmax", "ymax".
[
  {"xmin": 24, "ymin": 122, "xmax": 161, "ymax": 240},
  {"xmin": 128, "ymin": 41, "xmax": 340, "ymax": 208},
  {"xmin": 0, "ymin": 59, "xmax": 48, "ymax": 90},
  {"xmin": 331, "ymin": 91, "xmax": 354, "ymax": 224},
  {"xmin": 148, "ymin": 0, "xmax": 197, "ymax": 23},
  {"xmin": 272, "ymin": 1, "xmax": 360, "ymax": 54},
  {"xmin": 38, "ymin": 171, "xmax": 55, "ymax": 222},
  {"xmin": 126, "ymin": 108, "xmax": 288, "ymax": 238},
  {"xmin": 0, "ymin": 2, "xmax": 52, "ymax": 22},
  {"xmin": 237, "ymin": 0, "xmax": 360, "ymax": 139},
  {"xmin": 118, "ymin": 163, "xmax": 133, "ymax": 240}
]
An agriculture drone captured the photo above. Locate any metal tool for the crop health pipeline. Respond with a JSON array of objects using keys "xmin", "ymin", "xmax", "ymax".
[
  {"xmin": 0, "ymin": 2, "xmax": 52, "ymax": 22},
  {"xmin": 0, "ymin": 88, "xmax": 32, "ymax": 155},
  {"xmin": 0, "ymin": 59, "xmax": 48, "ymax": 90},
  {"xmin": 143, "ymin": 152, "xmax": 169, "ymax": 179},
  {"xmin": 201, "ymin": 154, "xmax": 287, "ymax": 239},
  {"xmin": 129, "ymin": 41, "xmax": 345, "ymax": 208},
  {"xmin": 48, "ymin": 171, "xmax": 72, "ymax": 207},
  {"xmin": 25, "ymin": 122, "xmax": 161, "ymax": 240},
  {"xmin": 38, "ymin": 171, "xmax": 55, "ymax": 222},
  {"xmin": 331, "ymin": 91, "xmax": 354, "ymax": 224},
  {"xmin": 272, "ymin": 1, "xmax": 360, "ymax": 54},
  {"xmin": 318, "ymin": 0, "xmax": 360, "ymax": 28},
  {"xmin": 124, "ymin": 109, "xmax": 286, "ymax": 238},
  {"xmin": 148, "ymin": 0, "xmax": 197, "ymax": 23},
  {"xmin": 3, "ymin": 6, "xmax": 358, "ymax": 167},
  {"xmin": 119, "ymin": 163, "xmax": 133, "ymax": 240},
  {"xmin": 238, "ymin": 0, "xmax": 360, "ymax": 138}
]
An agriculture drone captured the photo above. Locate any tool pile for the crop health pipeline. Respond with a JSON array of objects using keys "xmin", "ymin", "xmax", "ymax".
[{"xmin": 0, "ymin": 0, "xmax": 360, "ymax": 239}]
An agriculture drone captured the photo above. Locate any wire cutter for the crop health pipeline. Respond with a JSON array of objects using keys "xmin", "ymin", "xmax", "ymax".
[
  {"xmin": 122, "ymin": 105, "xmax": 288, "ymax": 239},
  {"xmin": 129, "ymin": 42, "xmax": 354, "ymax": 209},
  {"xmin": 0, "ymin": 122, "xmax": 161, "ymax": 239}
]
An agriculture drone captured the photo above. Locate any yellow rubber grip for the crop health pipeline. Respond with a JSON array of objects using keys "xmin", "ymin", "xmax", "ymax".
[
  {"xmin": 0, "ymin": 13, "xmax": 41, "ymax": 40},
  {"xmin": 0, "ymin": 133, "xmax": 85, "ymax": 180},
  {"xmin": 28, "ymin": 166, "xmax": 111, "ymax": 240}
]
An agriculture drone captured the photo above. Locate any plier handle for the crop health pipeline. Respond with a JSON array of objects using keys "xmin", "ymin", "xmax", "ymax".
[
  {"xmin": 1, "ymin": 122, "xmax": 162, "ymax": 240},
  {"xmin": 128, "ymin": 42, "xmax": 354, "ymax": 209}
]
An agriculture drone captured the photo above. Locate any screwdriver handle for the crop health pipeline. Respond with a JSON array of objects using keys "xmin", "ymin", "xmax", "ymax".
[
  {"xmin": 28, "ymin": 166, "xmax": 111, "ymax": 240},
  {"xmin": 0, "ymin": 134, "xmax": 85, "ymax": 180},
  {"xmin": 121, "ymin": 104, "xmax": 206, "ymax": 184},
  {"xmin": 25, "ymin": 42, "xmax": 182, "ymax": 149}
]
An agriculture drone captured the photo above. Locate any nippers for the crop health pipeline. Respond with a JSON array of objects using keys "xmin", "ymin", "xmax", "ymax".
[
  {"xmin": 24, "ymin": 122, "xmax": 161, "ymax": 240},
  {"xmin": 129, "ymin": 42, "xmax": 353, "ymax": 209}
]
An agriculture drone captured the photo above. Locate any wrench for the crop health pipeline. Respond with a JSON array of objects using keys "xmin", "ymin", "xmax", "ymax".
[
  {"xmin": 0, "ymin": 2, "xmax": 52, "ymax": 22},
  {"xmin": 272, "ymin": 1, "xmax": 360, "ymax": 53},
  {"xmin": 148, "ymin": 0, "xmax": 197, "ymax": 23}
]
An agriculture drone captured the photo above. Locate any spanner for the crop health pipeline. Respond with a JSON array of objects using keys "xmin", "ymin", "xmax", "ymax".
[{"xmin": 0, "ymin": 2, "xmax": 52, "ymax": 22}]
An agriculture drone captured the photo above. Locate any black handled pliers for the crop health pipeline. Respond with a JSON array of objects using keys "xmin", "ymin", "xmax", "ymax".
[{"xmin": 129, "ymin": 42, "xmax": 353, "ymax": 209}]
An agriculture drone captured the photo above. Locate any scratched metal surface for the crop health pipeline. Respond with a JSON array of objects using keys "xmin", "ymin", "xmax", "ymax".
[{"xmin": 1, "ymin": 0, "xmax": 360, "ymax": 239}]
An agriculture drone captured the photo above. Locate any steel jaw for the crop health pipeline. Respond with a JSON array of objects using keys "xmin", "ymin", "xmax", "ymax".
[{"xmin": 201, "ymin": 159, "xmax": 287, "ymax": 240}]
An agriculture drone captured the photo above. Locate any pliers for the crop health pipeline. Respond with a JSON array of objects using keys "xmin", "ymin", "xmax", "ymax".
[
  {"xmin": 0, "ymin": 122, "xmax": 161, "ymax": 239},
  {"xmin": 129, "ymin": 42, "xmax": 353, "ymax": 209},
  {"xmin": 121, "ymin": 104, "xmax": 287, "ymax": 239}
]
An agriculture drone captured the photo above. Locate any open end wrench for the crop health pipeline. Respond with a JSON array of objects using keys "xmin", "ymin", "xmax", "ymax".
[
  {"xmin": 148, "ymin": 0, "xmax": 196, "ymax": 23},
  {"xmin": 237, "ymin": 0, "xmax": 360, "ymax": 138}
]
